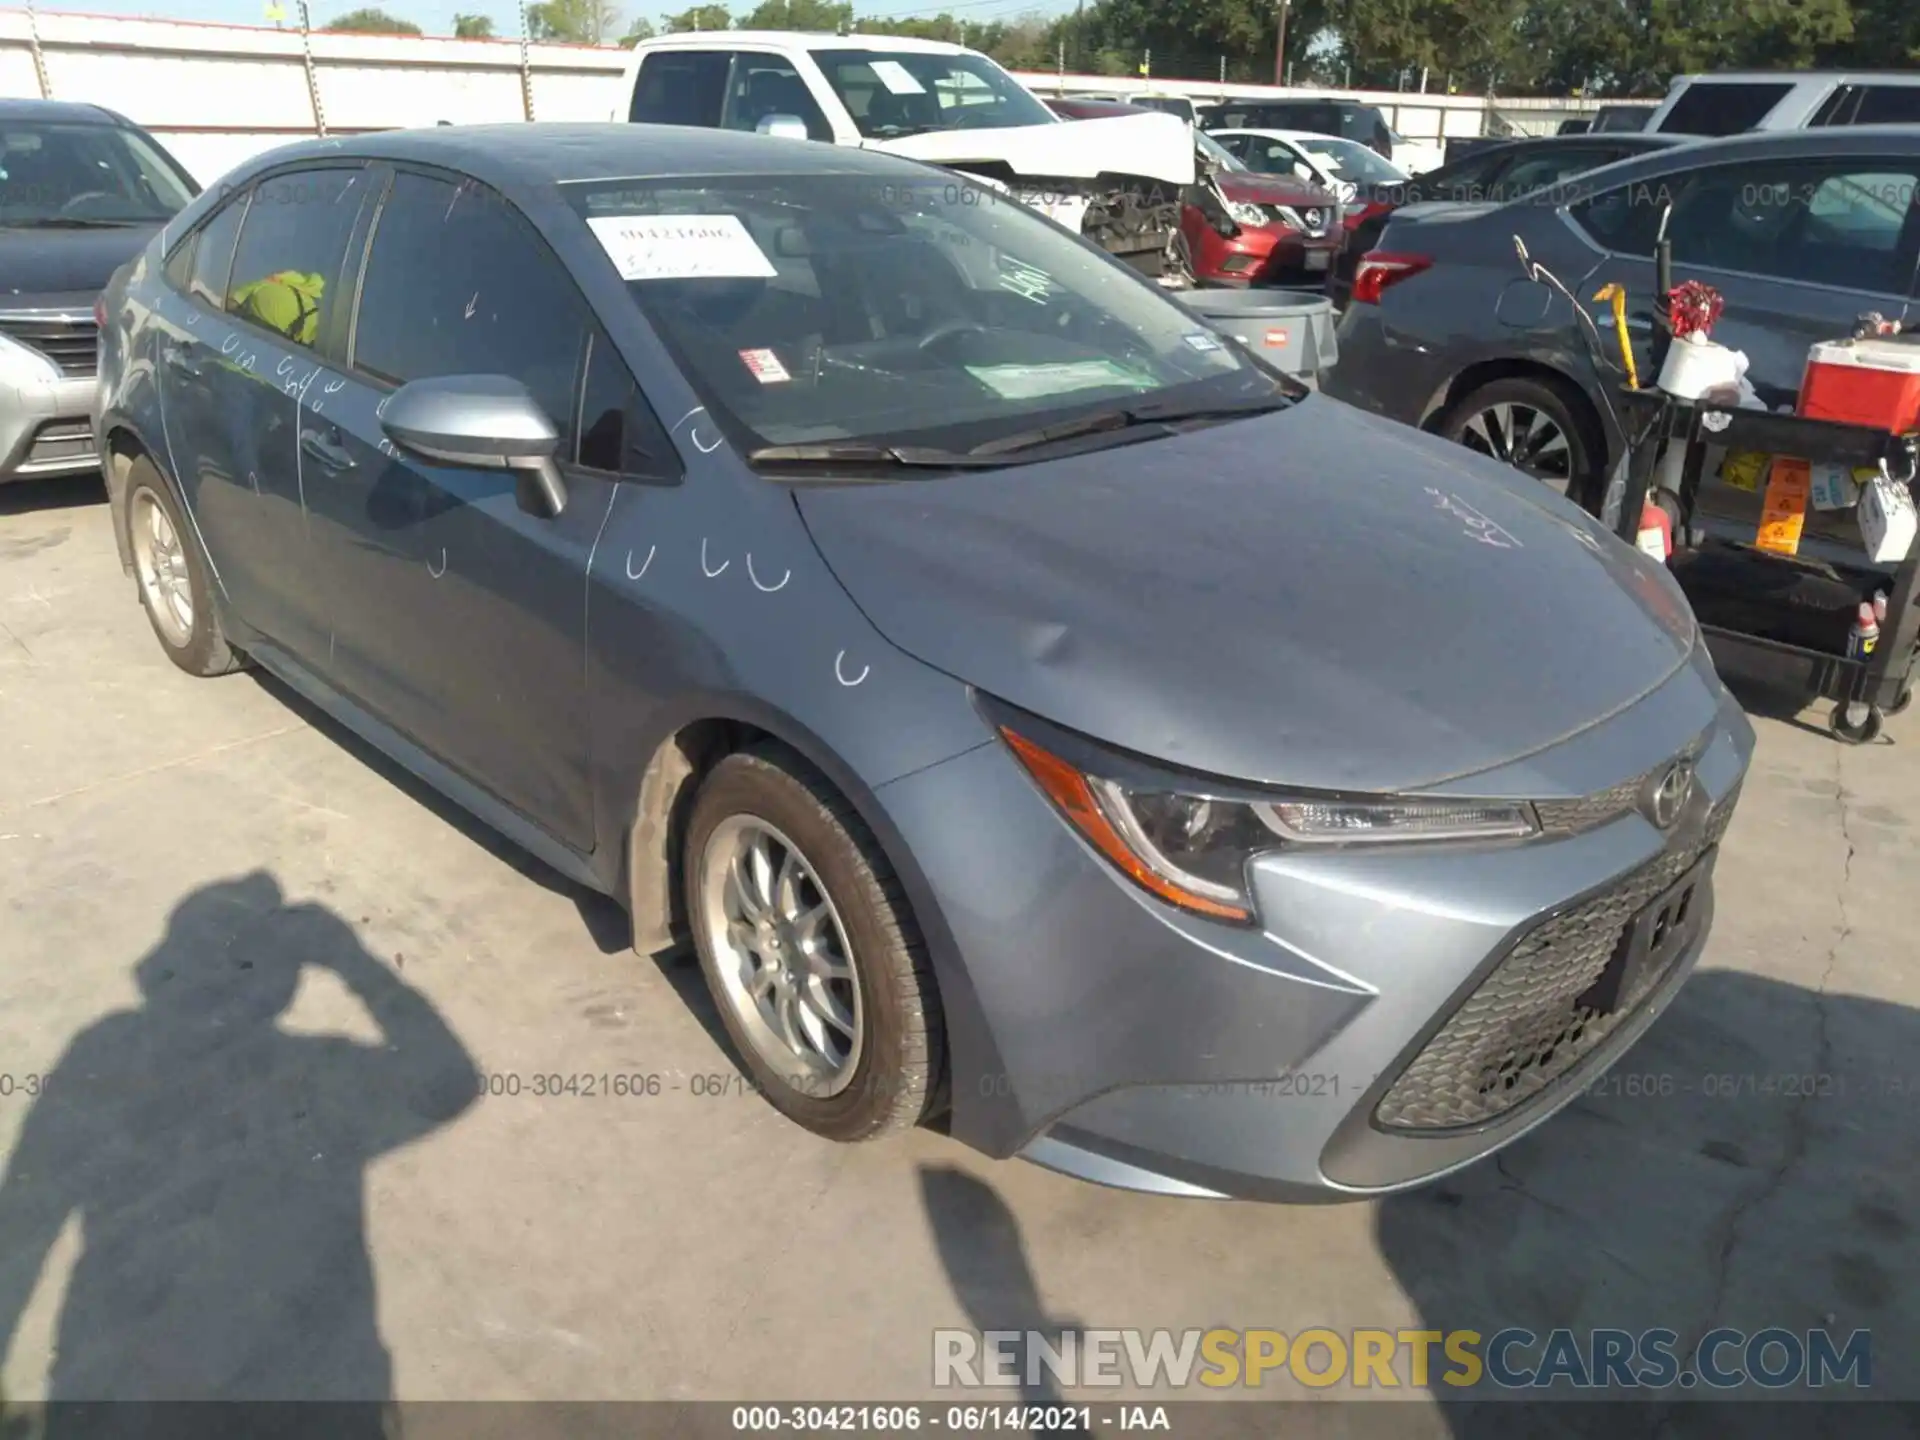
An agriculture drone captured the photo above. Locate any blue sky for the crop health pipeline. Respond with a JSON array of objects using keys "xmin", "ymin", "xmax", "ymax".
[{"xmin": 64, "ymin": 0, "xmax": 1074, "ymax": 42}]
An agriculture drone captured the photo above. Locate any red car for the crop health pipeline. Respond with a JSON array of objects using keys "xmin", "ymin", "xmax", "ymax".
[{"xmin": 1044, "ymin": 96, "xmax": 1343, "ymax": 288}]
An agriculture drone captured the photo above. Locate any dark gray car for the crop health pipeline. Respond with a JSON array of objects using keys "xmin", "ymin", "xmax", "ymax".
[
  {"xmin": 94, "ymin": 124, "xmax": 1752, "ymax": 1202},
  {"xmin": 1326, "ymin": 127, "xmax": 1920, "ymax": 527}
]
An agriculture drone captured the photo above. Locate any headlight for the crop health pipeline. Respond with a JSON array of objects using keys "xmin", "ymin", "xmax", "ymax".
[
  {"xmin": 1226, "ymin": 199, "xmax": 1269, "ymax": 227},
  {"xmin": 998, "ymin": 725, "xmax": 1540, "ymax": 926},
  {"xmin": 0, "ymin": 331, "xmax": 59, "ymax": 385}
]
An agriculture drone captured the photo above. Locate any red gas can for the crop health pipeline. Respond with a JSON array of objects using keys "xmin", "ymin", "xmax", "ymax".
[{"xmin": 1799, "ymin": 337, "xmax": 1920, "ymax": 433}]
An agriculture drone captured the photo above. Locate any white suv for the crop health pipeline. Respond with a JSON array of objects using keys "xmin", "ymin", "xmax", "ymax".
[
  {"xmin": 614, "ymin": 32, "xmax": 1196, "ymax": 278},
  {"xmin": 1647, "ymin": 72, "xmax": 1920, "ymax": 136}
]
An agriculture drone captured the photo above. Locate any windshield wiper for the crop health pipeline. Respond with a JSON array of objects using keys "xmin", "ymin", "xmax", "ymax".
[
  {"xmin": 968, "ymin": 392, "xmax": 1296, "ymax": 459},
  {"xmin": 747, "ymin": 441, "xmax": 1007, "ymax": 469}
]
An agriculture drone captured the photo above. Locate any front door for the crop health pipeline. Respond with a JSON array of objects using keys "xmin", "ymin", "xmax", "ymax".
[{"xmin": 316, "ymin": 168, "xmax": 609, "ymax": 851}]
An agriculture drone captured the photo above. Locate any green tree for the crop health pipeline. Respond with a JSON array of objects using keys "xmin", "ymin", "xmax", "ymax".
[
  {"xmin": 741, "ymin": 0, "xmax": 851, "ymax": 29},
  {"xmin": 526, "ymin": 0, "xmax": 624, "ymax": 41},
  {"xmin": 620, "ymin": 15, "xmax": 657, "ymax": 41},
  {"xmin": 323, "ymin": 6, "xmax": 421, "ymax": 33},
  {"xmin": 452, "ymin": 11, "xmax": 494, "ymax": 36},
  {"xmin": 664, "ymin": 3, "xmax": 731, "ymax": 29}
]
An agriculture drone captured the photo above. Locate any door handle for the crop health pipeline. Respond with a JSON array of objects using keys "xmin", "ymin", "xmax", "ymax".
[
  {"xmin": 299, "ymin": 425, "xmax": 356, "ymax": 473},
  {"xmin": 1592, "ymin": 308, "xmax": 1655, "ymax": 333},
  {"xmin": 160, "ymin": 342, "xmax": 203, "ymax": 377}
]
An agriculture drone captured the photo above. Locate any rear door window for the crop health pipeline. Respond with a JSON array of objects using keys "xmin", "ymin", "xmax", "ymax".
[
  {"xmin": 1853, "ymin": 86, "xmax": 1920, "ymax": 125},
  {"xmin": 629, "ymin": 50, "xmax": 732, "ymax": 127},
  {"xmin": 222, "ymin": 166, "xmax": 368, "ymax": 349},
  {"xmin": 1590, "ymin": 159, "xmax": 1920, "ymax": 292},
  {"xmin": 1655, "ymin": 82, "xmax": 1794, "ymax": 136},
  {"xmin": 721, "ymin": 52, "xmax": 832, "ymax": 141},
  {"xmin": 352, "ymin": 169, "xmax": 593, "ymax": 453}
]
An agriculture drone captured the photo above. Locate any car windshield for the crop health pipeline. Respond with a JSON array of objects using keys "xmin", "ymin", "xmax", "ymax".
[
  {"xmin": 1295, "ymin": 135, "xmax": 1406, "ymax": 184},
  {"xmin": 812, "ymin": 49, "xmax": 1057, "ymax": 139},
  {"xmin": 1195, "ymin": 131, "xmax": 1247, "ymax": 172},
  {"xmin": 0, "ymin": 120, "xmax": 193, "ymax": 225},
  {"xmin": 566, "ymin": 173, "xmax": 1274, "ymax": 460}
]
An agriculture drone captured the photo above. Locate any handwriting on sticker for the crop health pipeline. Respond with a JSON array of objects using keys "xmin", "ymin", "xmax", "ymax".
[{"xmin": 1426, "ymin": 488, "xmax": 1522, "ymax": 549}]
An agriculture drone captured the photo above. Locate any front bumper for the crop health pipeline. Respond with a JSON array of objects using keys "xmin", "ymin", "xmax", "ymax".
[
  {"xmin": 1198, "ymin": 225, "xmax": 1342, "ymax": 288},
  {"xmin": 876, "ymin": 649, "xmax": 1754, "ymax": 1202},
  {"xmin": 1, "ymin": 373, "xmax": 100, "ymax": 481}
]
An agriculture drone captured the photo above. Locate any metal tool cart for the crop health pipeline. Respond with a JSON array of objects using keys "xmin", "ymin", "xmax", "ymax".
[{"xmin": 1607, "ymin": 389, "xmax": 1920, "ymax": 744}]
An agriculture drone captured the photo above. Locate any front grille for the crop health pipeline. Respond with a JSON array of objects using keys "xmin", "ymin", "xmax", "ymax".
[
  {"xmin": 24, "ymin": 419, "xmax": 96, "ymax": 469},
  {"xmin": 1374, "ymin": 788, "xmax": 1740, "ymax": 1133},
  {"xmin": 0, "ymin": 316, "xmax": 98, "ymax": 378}
]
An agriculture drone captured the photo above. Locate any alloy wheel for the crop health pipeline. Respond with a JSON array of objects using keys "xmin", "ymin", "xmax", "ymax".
[
  {"xmin": 131, "ymin": 489, "xmax": 194, "ymax": 647},
  {"xmin": 699, "ymin": 815, "xmax": 864, "ymax": 1097},
  {"xmin": 1459, "ymin": 402, "xmax": 1574, "ymax": 492}
]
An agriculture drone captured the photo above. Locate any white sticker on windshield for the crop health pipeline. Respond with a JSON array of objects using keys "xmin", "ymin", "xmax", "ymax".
[
  {"xmin": 966, "ymin": 361, "xmax": 1156, "ymax": 401},
  {"xmin": 1183, "ymin": 332, "xmax": 1224, "ymax": 353},
  {"xmin": 869, "ymin": 60, "xmax": 927, "ymax": 96},
  {"xmin": 587, "ymin": 214, "xmax": 777, "ymax": 282},
  {"xmin": 739, "ymin": 348, "xmax": 791, "ymax": 384}
]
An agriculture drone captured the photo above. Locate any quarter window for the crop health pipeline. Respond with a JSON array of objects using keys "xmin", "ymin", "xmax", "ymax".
[
  {"xmin": 185, "ymin": 196, "xmax": 246, "ymax": 309},
  {"xmin": 1654, "ymin": 82, "xmax": 1792, "ymax": 137},
  {"xmin": 352, "ymin": 169, "xmax": 590, "ymax": 454},
  {"xmin": 630, "ymin": 51, "xmax": 731, "ymax": 127},
  {"xmin": 222, "ymin": 167, "xmax": 367, "ymax": 349}
]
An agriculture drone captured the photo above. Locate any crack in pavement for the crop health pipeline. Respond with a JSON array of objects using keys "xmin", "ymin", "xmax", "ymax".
[
  {"xmin": 1650, "ymin": 754, "xmax": 1852, "ymax": 1437},
  {"xmin": 0, "ymin": 724, "xmax": 305, "ymax": 816},
  {"xmin": 1492, "ymin": 1150, "xmax": 1656, "ymax": 1286},
  {"xmin": 0, "ymin": 616, "xmax": 31, "ymax": 661}
]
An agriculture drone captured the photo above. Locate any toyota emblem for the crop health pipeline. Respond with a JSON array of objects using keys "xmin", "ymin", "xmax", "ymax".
[{"xmin": 1645, "ymin": 760, "xmax": 1695, "ymax": 830}]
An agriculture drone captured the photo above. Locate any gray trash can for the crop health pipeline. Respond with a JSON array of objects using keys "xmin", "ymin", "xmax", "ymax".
[{"xmin": 1171, "ymin": 288, "xmax": 1339, "ymax": 381}]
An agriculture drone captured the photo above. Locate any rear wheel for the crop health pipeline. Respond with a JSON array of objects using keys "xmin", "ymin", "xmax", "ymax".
[
  {"xmin": 684, "ymin": 746, "xmax": 944, "ymax": 1142},
  {"xmin": 1439, "ymin": 377, "xmax": 1599, "ymax": 503},
  {"xmin": 124, "ymin": 457, "xmax": 244, "ymax": 677}
]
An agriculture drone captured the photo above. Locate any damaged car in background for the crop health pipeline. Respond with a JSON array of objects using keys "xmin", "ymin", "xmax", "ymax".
[{"xmin": 617, "ymin": 32, "xmax": 1197, "ymax": 281}]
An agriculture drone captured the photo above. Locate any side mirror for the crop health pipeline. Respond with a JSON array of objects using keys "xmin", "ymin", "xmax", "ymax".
[
  {"xmin": 380, "ymin": 374, "xmax": 569, "ymax": 519},
  {"xmin": 756, "ymin": 113, "xmax": 810, "ymax": 141}
]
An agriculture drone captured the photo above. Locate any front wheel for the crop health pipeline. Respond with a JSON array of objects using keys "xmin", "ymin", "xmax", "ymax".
[
  {"xmin": 683, "ymin": 746, "xmax": 944, "ymax": 1142},
  {"xmin": 1439, "ymin": 377, "xmax": 1599, "ymax": 504},
  {"xmin": 1829, "ymin": 703, "xmax": 1884, "ymax": 745}
]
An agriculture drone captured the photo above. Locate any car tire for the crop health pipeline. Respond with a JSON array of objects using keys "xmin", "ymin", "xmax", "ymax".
[
  {"xmin": 683, "ymin": 744, "xmax": 944, "ymax": 1143},
  {"xmin": 1439, "ymin": 376, "xmax": 1600, "ymax": 505},
  {"xmin": 123, "ymin": 457, "xmax": 245, "ymax": 677}
]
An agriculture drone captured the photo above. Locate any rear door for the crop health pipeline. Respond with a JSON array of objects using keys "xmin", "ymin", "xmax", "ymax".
[
  {"xmin": 318, "ymin": 166, "xmax": 652, "ymax": 850},
  {"xmin": 627, "ymin": 48, "xmax": 733, "ymax": 127},
  {"xmin": 1571, "ymin": 151, "xmax": 1920, "ymax": 550}
]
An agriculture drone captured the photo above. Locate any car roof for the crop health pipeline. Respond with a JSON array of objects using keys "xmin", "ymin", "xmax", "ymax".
[
  {"xmin": 0, "ymin": 97, "xmax": 125, "ymax": 125},
  {"xmin": 1207, "ymin": 96, "xmax": 1378, "ymax": 110},
  {"xmin": 224, "ymin": 122, "xmax": 947, "ymax": 194},
  {"xmin": 1476, "ymin": 132, "xmax": 1684, "ymax": 150},
  {"xmin": 1672, "ymin": 71, "xmax": 1920, "ymax": 84},
  {"xmin": 632, "ymin": 30, "xmax": 970, "ymax": 55}
]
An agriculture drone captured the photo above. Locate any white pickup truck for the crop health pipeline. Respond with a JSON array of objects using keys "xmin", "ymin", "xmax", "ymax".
[{"xmin": 612, "ymin": 32, "xmax": 1198, "ymax": 280}]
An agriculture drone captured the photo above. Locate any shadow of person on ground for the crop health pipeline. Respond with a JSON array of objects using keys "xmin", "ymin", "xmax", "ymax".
[
  {"xmin": 0, "ymin": 873, "xmax": 480, "ymax": 1439},
  {"xmin": 1375, "ymin": 969, "xmax": 1919, "ymax": 1439},
  {"xmin": 918, "ymin": 1165, "xmax": 1089, "ymax": 1432}
]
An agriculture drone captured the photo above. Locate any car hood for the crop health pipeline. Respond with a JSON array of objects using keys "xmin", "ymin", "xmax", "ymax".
[
  {"xmin": 0, "ymin": 222, "xmax": 163, "ymax": 304},
  {"xmin": 1217, "ymin": 171, "xmax": 1337, "ymax": 209},
  {"xmin": 876, "ymin": 113, "xmax": 1196, "ymax": 188},
  {"xmin": 794, "ymin": 397, "xmax": 1697, "ymax": 793}
]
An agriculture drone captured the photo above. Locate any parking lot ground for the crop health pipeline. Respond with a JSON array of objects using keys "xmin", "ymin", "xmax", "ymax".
[{"xmin": 1, "ymin": 474, "xmax": 1917, "ymax": 1428}]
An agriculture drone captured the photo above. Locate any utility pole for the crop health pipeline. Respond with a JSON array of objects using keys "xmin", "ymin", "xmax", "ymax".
[{"xmin": 1272, "ymin": 0, "xmax": 1289, "ymax": 87}]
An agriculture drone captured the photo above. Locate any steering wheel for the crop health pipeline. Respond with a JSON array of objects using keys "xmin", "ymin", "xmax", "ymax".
[
  {"xmin": 58, "ymin": 190, "xmax": 118, "ymax": 217},
  {"xmin": 916, "ymin": 318, "xmax": 990, "ymax": 352}
]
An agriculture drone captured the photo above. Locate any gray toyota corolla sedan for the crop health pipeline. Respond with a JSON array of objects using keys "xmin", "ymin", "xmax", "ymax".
[{"xmin": 94, "ymin": 125, "xmax": 1753, "ymax": 1202}]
